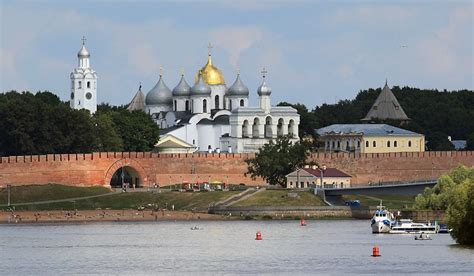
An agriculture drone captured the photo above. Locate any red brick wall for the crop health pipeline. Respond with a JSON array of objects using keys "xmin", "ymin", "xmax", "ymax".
[{"xmin": 0, "ymin": 151, "xmax": 473, "ymax": 187}]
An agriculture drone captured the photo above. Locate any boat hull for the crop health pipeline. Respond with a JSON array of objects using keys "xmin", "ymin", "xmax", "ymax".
[{"xmin": 372, "ymin": 221, "xmax": 391, "ymax": 233}]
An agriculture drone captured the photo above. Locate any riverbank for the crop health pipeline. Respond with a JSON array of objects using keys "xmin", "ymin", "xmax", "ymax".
[{"xmin": 0, "ymin": 210, "xmax": 236, "ymax": 224}]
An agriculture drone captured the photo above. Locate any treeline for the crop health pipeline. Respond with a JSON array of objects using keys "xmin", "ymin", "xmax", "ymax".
[
  {"xmin": 279, "ymin": 86, "xmax": 474, "ymax": 150},
  {"xmin": 0, "ymin": 91, "xmax": 160, "ymax": 156}
]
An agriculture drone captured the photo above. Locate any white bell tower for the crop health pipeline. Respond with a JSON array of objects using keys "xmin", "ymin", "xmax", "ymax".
[{"xmin": 70, "ymin": 36, "xmax": 97, "ymax": 114}]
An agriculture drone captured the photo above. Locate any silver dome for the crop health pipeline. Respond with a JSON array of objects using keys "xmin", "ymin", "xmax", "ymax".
[
  {"xmin": 77, "ymin": 44, "xmax": 90, "ymax": 58},
  {"xmin": 257, "ymin": 79, "xmax": 272, "ymax": 96},
  {"xmin": 145, "ymin": 75, "xmax": 173, "ymax": 105},
  {"xmin": 172, "ymin": 75, "xmax": 191, "ymax": 96},
  {"xmin": 228, "ymin": 74, "xmax": 249, "ymax": 96},
  {"xmin": 191, "ymin": 75, "xmax": 211, "ymax": 96}
]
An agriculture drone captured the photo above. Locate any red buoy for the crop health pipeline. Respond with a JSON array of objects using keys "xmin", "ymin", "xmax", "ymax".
[
  {"xmin": 300, "ymin": 218, "xmax": 306, "ymax": 226},
  {"xmin": 255, "ymin": 231, "xmax": 262, "ymax": 240},
  {"xmin": 372, "ymin": 246, "xmax": 381, "ymax": 257}
]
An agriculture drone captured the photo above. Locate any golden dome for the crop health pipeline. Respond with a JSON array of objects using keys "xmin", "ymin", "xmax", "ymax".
[{"xmin": 195, "ymin": 54, "xmax": 225, "ymax": 85}]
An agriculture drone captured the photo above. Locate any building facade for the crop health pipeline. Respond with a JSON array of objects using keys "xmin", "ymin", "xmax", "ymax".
[
  {"xmin": 128, "ymin": 48, "xmax": 300, "ymax": 153},
  {"xmin": 70, "ymin": 37, "xmax": 97, "ymax": 114},
  {"xmin": 286, "ymin": 166, "xmax": 352, "ymax": 188},
  {"xmin": 317, "ymin": 124, "xmax": 425, "ymax": 154}
]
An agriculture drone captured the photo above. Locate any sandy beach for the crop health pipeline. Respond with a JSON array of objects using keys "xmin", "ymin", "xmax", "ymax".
[{"xmin": 0, "ymin": 209, "xmax": 233, "ymax": 224}]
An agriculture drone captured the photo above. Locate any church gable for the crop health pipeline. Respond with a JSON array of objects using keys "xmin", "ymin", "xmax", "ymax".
[{"xmin": 155, "ymin": 134, "xmax": 195, "ymax": 149}]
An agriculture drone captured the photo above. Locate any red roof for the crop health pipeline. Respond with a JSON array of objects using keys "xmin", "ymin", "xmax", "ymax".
[{"xmin": 302, "ymin": 167, "xmax": 351, "ymax": 178}]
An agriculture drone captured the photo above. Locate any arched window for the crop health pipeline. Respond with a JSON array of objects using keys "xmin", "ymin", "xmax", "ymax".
[
  {"xmin": 394, "ymin": 141, "xmax": 398, "ymax": 147},
  {"xmin": 332, "ymin": 141, "xmax": 335, "ymax": 148},
  {"xmin": 277, "ymin": 118, "xmax": 284, "ymax": 137},
  {"xmin": 229, "ymin": 100, "xmax": 233, "ymax": 110},
  {"xmin": 185, "ymin": 100, "xmax": 189, "ymax": 111},
  {"xmin": 357, "ymin": 141, "xmax": 361, "ymax": 148},
  {"xmin": 215, "ymin": 95, "xmax": 219, "ymax": 109},
  {"xmin": 78, "ymin": 81, "xmax": 82, "ymax": 89},
  {"xmin": 337, "ymin": 141, "xmax": 340, "ymax": 148},
  {"xmin": 87, "ymin": 81, "xmax": 90, "ymax": 88},
  {"xmin": 264, "ymin": 116, "xmax": 272, "ymax": 138},
  {"xmin": 408, "ymin": 140, "xmax": 412, "ymax": 147},
  {"xmin": 346, "ymin": 141, "xmax": 350, "ymax": 150},
  {"xmin": 174, "ymin": 100, "xmax": 177, "ymax": 111},
  {"xmin": 240, "ymin": 99, "xmax": 244, "ymax": 106},
  {"xmin": 203, "ymin": 99, "xmax": 207, "ymax": 113},
  {"xmin": 373, "ymin": 141, "xmax": 376, "ymax": 147},
  {"xmin": 71, "ymin": 80, "xmax": 74, "ymax": 88},
  {"xmin": 242, "ymin": 120, "xmax": 249, "ymax": 138},
  {"xmin": 252, "ymin": 118, "xmax": 260, "ymax": 138},
  {"xmin": 366, "ymin": 141, "xmax": 369, "ymax": 147},
  {"xmin": 288, "ymin": 119, "xmax": 295, "ymax": 138},
  {"xmin": 387, "ymin": 141, "xmax": 391, "ymax": 147}
]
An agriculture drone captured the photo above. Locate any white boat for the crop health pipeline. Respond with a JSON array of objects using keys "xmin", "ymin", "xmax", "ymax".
[
  {"xmin": 389, "ymin": 219, "xmax": 439, "ymax": 234},
  {"xmin": 371, "ymin": 203, "xmax": 395, "ymax": 233},
  {"xmin": 414, "ymin": 233, "xmax": 432, "ymax": 240}
]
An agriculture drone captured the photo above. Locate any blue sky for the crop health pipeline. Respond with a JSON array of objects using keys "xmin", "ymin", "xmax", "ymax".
[{"xmin": 1, "ymin": 0, "xmax": 472, "ymax": 108}]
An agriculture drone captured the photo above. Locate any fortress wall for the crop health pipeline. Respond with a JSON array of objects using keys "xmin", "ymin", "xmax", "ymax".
[{"xmin": 0, "ymin": 151, "xmax": 473, "ymax": 187}]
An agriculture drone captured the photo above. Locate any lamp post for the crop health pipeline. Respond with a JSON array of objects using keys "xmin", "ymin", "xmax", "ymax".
[{"xmin": 7, "ymin": 184, "xmax": 11, "ymax": 207}]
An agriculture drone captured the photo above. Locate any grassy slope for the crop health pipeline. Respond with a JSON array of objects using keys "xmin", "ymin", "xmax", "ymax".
[
  {"xmin": 233, "ymin": 190, "xmax": 326, "ymax": 207},
  {"xmin": 341, "ymin": 194, "xmax": 416, "ymax": 209},
  {"xmin": 1, "ymin": 184, "xmax": 240, "ymax": 211},
  {"xmin": 0, "ymin": 184, "xmax": 110, "ymax": 205}
]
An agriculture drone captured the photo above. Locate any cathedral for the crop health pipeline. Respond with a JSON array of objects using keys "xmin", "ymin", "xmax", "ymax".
[{"xmin": 127, "ymin": 46, "xmax": 300, "ymax": 153}]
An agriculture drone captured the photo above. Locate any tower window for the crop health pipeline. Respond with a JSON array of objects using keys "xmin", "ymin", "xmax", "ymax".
[
  {"xmin": 86, "ymin": 92, "xmax": 92, "ymax": 100},
  {"xmin": 357, "ymin": 141, "xmax": 361, "ymax": 148},
  {"xmin": 229, "ymin": 101, "xmax": 232, "ymax": 110},
  {"xmin": 240, "ymin": 99, "xmax": 244, "ymax": 107},
  {"xmin": 78, "ymin": 81, "xmax": 82, "ymax": 89},
  {"xmin": 70, "ymin": 92, "xmax": 74, "ymax": 99},
  {"xmin": 87, "ymin": 81, "xmax": 91, "ymax": 88},
  {"xmin": 215, "ymin": 95, "xmax": 219, "ymax": 109},
  {"xmin": 185, "ymin": 100, "xmax": 189, "ymax": 111},
  {"xmin": 174, "ymin": 100, "xmax": 177, "ymax": 111},
  {"xmin": 203, "ymin": 99, "xmax": 207, "ymax": 113}
]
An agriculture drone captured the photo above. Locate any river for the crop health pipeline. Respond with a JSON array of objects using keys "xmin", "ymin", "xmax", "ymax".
[{"xmin": 1, "ymin": 220, "xmax": 473, "ymax": 275}]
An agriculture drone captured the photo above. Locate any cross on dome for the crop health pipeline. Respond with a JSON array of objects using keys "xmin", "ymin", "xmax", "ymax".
[
  {"xmin": 159, "ymin": 66, "xmax": 164, "ymax": 77},
  {"xmin": 180, "ymin": 68, "xmax": 185, "ymax": 76},
  {"xmin": 81, "ymin": 36, "xmax": 87, "ymax": 45},
  {"xmin": 207, "ymin": 42, "xmax": 213, "ymax": 56},
  {"xmin": 261, "ymin": 67, "xmax": 268, "ymax": 79}
]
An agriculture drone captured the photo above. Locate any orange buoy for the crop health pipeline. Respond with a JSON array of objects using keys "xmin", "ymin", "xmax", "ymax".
[
  {"xmin": 300, "ymin": 218, "xmax": 306, "ymax": 226},
  {"xmin": 255, "ymin": 231, "xmax": 262, "ymax": 240},
  {"xmin": 372, "ymin": 246, "xmax": 381, "ymax": 257}
]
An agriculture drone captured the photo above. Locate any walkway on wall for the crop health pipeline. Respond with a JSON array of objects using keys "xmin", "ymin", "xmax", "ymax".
[
  {"xmin": 0, "ymin": 190, "xmax": 121, "ymax": 207},
  {"xmin": 324, "ymin": 180, "xmax": 437, "ymax": 196},
  {"xmin": 213, "ymin": 188, "xmax": 265, "ymax": 207}
]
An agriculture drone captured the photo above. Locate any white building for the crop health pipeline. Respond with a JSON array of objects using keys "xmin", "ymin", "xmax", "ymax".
[
  {"xmin": 70, "ymin": 37, "xmax": 97, "ymax": 114},
  {"xmin": 128, "ymin": 48, "xmax": 300, "ymax": 153}
]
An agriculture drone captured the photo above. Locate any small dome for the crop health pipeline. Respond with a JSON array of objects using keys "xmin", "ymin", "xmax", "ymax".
[
  {"xmin": 172, "ymin": 75, "xmax": 191, "ymax": 96},
  {"xmin": 145, "ymin": 75, "xmax": 173, "ymax": 105},
  {"xmin": 191, "ymin": 75, "xmax": 211, "ymax": 96},
  {"xmin": 77, "ymin": 44, "xmax": 90, "ymax": 58},
  {"xmin": 228, "ymin": 74, "xmax": 249, "ymax": 96},
  {"xmin": 257, "ymin": 79, "xmax": 272, "ymax": 96}
]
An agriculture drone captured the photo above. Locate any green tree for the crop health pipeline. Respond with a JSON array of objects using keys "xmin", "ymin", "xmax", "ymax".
[
  {"xmin": 111, "ymin": 110, "xmax": 160, "ymax": 152},
  {"xmin": 415, "ymin": 166, "xmax": 474, "ymax": 245},
  {"xmin": 245, "ymin": 136, "xmax": 311, "ymax": 186},
  {"xmin": 92, "ymin": 112, "xmax": 123, "ymax": 152},
  {"xmin": 466, "ymin": 133, "xmax": 474, "ymax": 150}
]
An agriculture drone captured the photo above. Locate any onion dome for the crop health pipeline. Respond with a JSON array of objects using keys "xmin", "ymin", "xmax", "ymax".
[
  {"xmin": 228, "ymin": 73, "xmax": 249, "ymax": 96},
  {"xmin": 172, "ymin": 74, "xmax": 191, "ymax": 96},
  {"xmin": 195, "ymin": 53, "xmax": 225, "ymax": 85},
  {"xmin": 145, "ymin": 74, "xmax": 172, "ymax": 105},
  {"xmin": 77, "ymin": 39, "xmax": 90, "ymax": 58},
  {"xmin": 257, "ymin": 78, "xmax": 272, "ymax": 96},
  {"xmin": 191, "ymin": 75, "xmax": 211, "ymax": 95}
]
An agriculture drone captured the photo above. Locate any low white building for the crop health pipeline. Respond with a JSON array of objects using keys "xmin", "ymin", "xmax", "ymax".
[{"xmin": 286, "ymin": 166, "xmax": 352, "ymax": 189}]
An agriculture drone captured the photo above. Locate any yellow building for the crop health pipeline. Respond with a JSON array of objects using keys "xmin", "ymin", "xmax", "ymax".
[{"xmin": 317, "ymin": 124, "xmax": 425, "ymax": 154}]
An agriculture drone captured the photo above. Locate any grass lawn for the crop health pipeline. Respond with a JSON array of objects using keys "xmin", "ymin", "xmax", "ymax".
[
  {"xmin": 233, "ymin": 190, "xmax": 326, "ymax": 207},
  {"xmin": 341, "ymin": 194, "xmax": 416, "ymax": 209},
  {"xmin": 0, "ymin": 184, "xmax": 110, "ymax": 205},
  {"xmin": 0, "ymin": 184, "xmax": 240, "ymax": 211}
]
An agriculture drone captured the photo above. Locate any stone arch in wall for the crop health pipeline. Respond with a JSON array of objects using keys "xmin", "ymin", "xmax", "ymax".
[
  {"xmin": 104, "ymin": 158, "xmax": 149, "ymax": 188},
  {"xmin": 277, "ymin": 118, "xmax": 284, "ymax": 137},
  {"xmin": 264, "ymin": 116, "xmax": 273, "ymax": 138},
  {"xmin": 252, "ymin": 117, "xmax": 260, "ymax": 138}
]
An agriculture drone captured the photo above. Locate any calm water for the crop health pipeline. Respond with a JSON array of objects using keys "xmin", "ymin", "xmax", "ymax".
[{"xmin": 1, "ymin": 220, "xmax": 473, "ymax": 275}]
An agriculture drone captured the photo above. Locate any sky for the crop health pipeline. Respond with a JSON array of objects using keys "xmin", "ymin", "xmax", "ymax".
[{"xmin": 1, "ymin": 0, "xmax": 473, "ymax": 108}]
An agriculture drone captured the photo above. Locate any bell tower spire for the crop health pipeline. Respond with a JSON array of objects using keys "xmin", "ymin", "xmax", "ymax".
[{"xmin": 70, "ymin": 36, "xmax": 97, "ymax": 114}]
